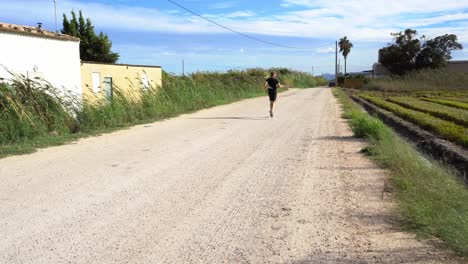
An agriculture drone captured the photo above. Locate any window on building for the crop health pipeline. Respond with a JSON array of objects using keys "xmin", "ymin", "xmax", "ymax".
[
  {"xmin": 103, "ymin": 77, "xmax": 113, "ymax": 100},
  {"xmin": 92, "ymin": 72, "xmax": 101, "ymax": 93},
  {"xmin": 141, "ymin": 74, "xmax": 150, "ymax": 90}
]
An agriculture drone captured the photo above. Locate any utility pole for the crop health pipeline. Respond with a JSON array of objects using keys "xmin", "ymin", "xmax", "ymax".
[
  {"xmin": 311, "ymin": 66, "xmax": 314, "ymax": 76},
  {"xmin": 335, "ymin": 40, "xmax": 338, "ymax": 85},
  {"xmin": 338, "ymin": 59, "xmax": 341, "ymax": 76},
  {"xmin": 182, "ymin": 59, "xmax": 185, "ymax": 76},
  {"xmin": 54, "ymin": 0, "xmax": 58, "ymax": 34}
]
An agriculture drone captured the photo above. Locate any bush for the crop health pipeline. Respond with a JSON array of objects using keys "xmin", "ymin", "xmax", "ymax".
[
  {"xmin": 349, "ymin": 111, "xmax": 387, "ymax": 140},
  {"xmin": 338, "ymin": 75, "xmax": 345, "ymax": 85}
]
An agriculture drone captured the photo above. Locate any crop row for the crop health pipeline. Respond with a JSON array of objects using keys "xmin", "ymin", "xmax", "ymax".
[
  {"xmin": 387, "ymin": 97, "xmax": 468, "ymax": 127},
  {"xmin": 420, "ymin": 95, "xmax": 468, "ymax": 104},
  {"xmin": 359, "ymin": 95, "xmax": 468, "ymax": 148},
  {"xmin": 421, "ymin": 98, "xmax": 468, "ymax": 111}
]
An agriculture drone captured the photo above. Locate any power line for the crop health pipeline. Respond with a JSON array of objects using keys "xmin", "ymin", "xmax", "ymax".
[{"xmin": 166, "ymin": 0, "xmax": 335, "ymax": 50}]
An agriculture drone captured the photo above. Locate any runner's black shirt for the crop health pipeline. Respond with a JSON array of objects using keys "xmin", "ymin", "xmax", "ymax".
[{"xmin": 266, "ymin": 77, "xmax": 279, "ymax": 91}]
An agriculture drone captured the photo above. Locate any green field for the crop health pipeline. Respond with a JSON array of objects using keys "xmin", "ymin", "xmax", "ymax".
[{"xmin": 358, "ymin": 91, "xmax": 468, "ymax": 149}]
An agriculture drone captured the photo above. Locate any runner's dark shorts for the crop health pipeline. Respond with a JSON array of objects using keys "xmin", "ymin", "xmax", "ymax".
[{"xmin": 268, "ymin": 89, "xmax": 277, "ymax": 102}]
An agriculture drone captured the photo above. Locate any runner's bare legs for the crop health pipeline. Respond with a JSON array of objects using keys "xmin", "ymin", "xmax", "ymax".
[{"xmin": 265, "ymin": 71, "xmax": 279, "ymax": 118}]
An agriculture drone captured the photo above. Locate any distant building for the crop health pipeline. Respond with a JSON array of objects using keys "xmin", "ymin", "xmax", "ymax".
[
  {"xmin": 373, "ymin": 61, "xmax": 468, "ymax": 77},
  {"xmin": 446, "ymin": 60, "xmax": 468, "ymax": 73},
  {"xmin": 372, "ymin": 63, "xmax": 391, "ymax": 77},
  {"xmin": 348, "ymin": 70, "xmax": 373, "ymax": 78},
  {"xmin": 80, "ymin": 62, "xmax": 162, "ymax": 103},
  {"xmin": 0, "ymin": 22, "xmax": 82, "ymax": 97},
  {"xmin": 0, "ymin": 22, "xmax": 164, "ymax": 104}
]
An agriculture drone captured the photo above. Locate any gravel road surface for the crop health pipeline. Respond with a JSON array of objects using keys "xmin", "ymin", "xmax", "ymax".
[{"xmin": 0, "ymin": 88, "xmax": 456, "ymax": 263}]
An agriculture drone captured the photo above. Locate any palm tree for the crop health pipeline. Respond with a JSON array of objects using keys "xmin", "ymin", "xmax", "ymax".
[{"xmin": 339, "ymin": 36, "xmax": 353, "ymax": 75}]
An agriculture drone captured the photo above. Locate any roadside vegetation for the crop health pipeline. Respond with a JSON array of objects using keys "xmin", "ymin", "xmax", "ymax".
[
  {"xmin": 367, "ymin": 68, "xmax": 468, "ymax": 92},
  {"xmin": 334, "ymin": 88, "xmax": 468, "ymax": 257},
  {"xmin": 0, "ymin": 68, "xmax": 325, "ymax": 157}
]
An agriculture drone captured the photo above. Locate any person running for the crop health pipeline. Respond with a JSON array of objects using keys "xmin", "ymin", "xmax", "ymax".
[{"xmin": 264, "ymin": 71, "xmax": 281, "ymax": 118}]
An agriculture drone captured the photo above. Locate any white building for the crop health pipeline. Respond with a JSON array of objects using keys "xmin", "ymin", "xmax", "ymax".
[{"xmin": 0, "ymin": 22, "xmax": 82, "ymax": 98}]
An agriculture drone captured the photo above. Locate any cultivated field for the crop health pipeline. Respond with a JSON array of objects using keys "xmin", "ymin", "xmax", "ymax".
[{"xmin": 357, "ymin": 90, "xmax": 468, "ymax": 149}]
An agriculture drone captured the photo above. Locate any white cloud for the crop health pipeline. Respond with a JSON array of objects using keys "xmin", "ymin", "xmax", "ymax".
[
  {"xmin": 1, "ymin": 0, "xmax": 468, "ymax": 42},
  {"xmin": 225, "ymin": 11, "xmax": 256, "ymax": 18},
  {"xmin": 162, "ymin": 51, "xmax": 177, "ymax": 56},
  {"xmin": 203, "ymin": 10, "xmax": 256, "ymax": 19},
  {"xmin": 316, "ymin": 47, "xmax": 334, "ymax": 54},
  {"xmin": 166, "ymin": 10, "xmax": 180, "ymax": 14},
  {"xmin": 210, "ymin": 1, "xmax": 237, "ymax": 9}
]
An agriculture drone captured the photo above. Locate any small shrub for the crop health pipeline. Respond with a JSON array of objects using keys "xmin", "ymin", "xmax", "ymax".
[{"xmin": 349, "ymin": 111, "xmax": 387, "ymax": 140}]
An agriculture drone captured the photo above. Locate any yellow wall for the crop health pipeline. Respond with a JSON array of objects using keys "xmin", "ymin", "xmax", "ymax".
[{"xmin": 81, "ymin": 62, "xmax": 162, "ymax": 103}]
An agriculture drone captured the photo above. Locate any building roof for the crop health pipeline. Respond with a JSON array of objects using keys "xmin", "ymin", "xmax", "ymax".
[
  {"xmin": 81, "ymin": 61, "xmax": 162, "ymax": 68},
  {"xmin": 0, "ymin": 22, "xmax": 80, "ymax": 42},
  {"xmin": 448, "ymin": 60, "xmax": 468, "ymax": 64}
]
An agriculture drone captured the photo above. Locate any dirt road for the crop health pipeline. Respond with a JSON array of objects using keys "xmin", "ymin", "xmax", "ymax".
[{"xmin": 0, "ymin": 88, "xmax": 455, "ymax": 263}]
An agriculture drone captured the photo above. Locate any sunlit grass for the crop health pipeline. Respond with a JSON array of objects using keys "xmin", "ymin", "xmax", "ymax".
[
  {"xmin": 0, "ymin": 68, "xmax": 324, "ymax": 156},
  {"xmin": 334, "ymin": 88, "xmax": 468, "ymax": 257}
]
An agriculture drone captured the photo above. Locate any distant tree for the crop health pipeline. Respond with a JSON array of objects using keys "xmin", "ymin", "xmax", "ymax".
[
  {"xmin": 62, "ymin": 10, "xmax": 119, "ymax": 63},
  {"xmin": 380, "ymin": 29, "xmax": 462, "ymax": 75},
  {"xmin": 416, "ymin": 34, "xmax": 463, "ymax": 69},
  {"xmin": 339, "ymin": 36, "xmax": 353, "ymax": 75},
  {"xmin": 62, "ymin": 14, "xmax": 70, "ymax": 35}
]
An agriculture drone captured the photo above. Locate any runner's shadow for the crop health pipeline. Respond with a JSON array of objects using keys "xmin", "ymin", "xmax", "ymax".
[
  {"xmin": 189, "ymin": 116, "xmax": 269, "ymax": 120},
  {"xmin": 314, "ymin": 136, "xmax": 364, "ymax": 142}
]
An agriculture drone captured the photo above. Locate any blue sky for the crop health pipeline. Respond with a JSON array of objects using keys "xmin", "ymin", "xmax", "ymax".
[{"xmin": 2, "ymin": 0, "xmax": 468, "ymax": 74}]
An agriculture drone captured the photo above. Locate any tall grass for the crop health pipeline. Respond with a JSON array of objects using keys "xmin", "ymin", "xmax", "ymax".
[
  {"xmin": 77, "ymin": 71, "xmax": 267, "ymax": 130},
  {"xmin": 0, "ymin": 68, "xmax": 323, "ymax": 149},
  {"xmin": 334, "ymin": 88, "xmax": 468, "ymax": 257},
  {"xmin": 367, "ymin": 68, "xmax": 468, "ymax": 92},
  {"xmin": 281, "ymin": 71, "xmax": 328, "ymax": 88},
  {"xmin": 0, "ymin": 73, "xmax": 78, "ymax": 144}
]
